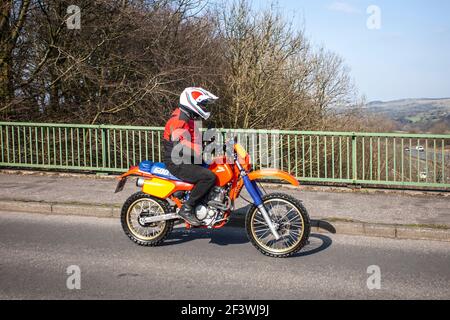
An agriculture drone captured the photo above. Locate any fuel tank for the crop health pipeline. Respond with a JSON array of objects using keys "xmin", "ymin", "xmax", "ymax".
[{"xmin": 209, "ymin": 163, "xmax": 234, "ymax": 187}]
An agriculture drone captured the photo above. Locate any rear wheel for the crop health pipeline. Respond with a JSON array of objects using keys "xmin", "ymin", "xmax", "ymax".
[
  {"xmin": 121, "ymin": 192, "xmax": 173, "ymax": 246},
  {"xmin": 246, "ymin": 193, "xmax": 310, "ymax": 258}
]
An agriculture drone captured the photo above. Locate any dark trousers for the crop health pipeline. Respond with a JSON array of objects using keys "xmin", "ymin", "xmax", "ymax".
[{"xmin": 166, "ymin": 163, "xmax": 217, "ymax": 206}]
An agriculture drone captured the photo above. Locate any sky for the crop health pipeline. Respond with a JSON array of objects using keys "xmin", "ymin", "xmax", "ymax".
[{"xmin": 252, "ymin": 0, "xmax": 450, "ymax": 102}]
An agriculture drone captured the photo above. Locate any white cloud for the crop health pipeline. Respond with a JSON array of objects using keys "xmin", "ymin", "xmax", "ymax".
[{"xmin": 327, "ymin": 1, "xmax": 361, "ymax": 14}]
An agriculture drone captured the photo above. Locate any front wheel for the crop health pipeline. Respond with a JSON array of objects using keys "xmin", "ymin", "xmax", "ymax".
[{"xmin": 246, "ymin": 193, "xmax": 310, "ymax": 258}]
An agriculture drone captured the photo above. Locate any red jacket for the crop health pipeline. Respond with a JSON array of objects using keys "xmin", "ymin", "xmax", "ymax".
[{"xmin": 163, "ymin": 108, "xmax": 201, "ymax": 164}]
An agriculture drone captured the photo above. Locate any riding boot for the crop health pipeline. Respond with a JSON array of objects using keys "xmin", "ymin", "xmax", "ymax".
[{"xmin": 178, "ymin": 203, "xmax": 202, "ymax": 226}]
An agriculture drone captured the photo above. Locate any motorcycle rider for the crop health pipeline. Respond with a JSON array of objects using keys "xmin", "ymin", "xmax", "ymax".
[{"xmin": 163, "ymin": 87, "xmax": 218, "ymax": 226}]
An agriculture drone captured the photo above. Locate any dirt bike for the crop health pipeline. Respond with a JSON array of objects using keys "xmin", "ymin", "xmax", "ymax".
[{"xmin": 115, "ymin": 139, "xmax": 310, "ymax": 257}]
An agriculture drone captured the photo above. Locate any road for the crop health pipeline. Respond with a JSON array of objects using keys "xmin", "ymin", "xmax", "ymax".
[
  {"xmin": 406, "ymin": 149, "xmax": 449, "ymax": 164},
  {"xmin": 400, "ymin": 149, "xmax": 449, "ymax": 182},
  {"xmin": 0, "ymin": 211, "xmax": 449, "ymax": 300}
]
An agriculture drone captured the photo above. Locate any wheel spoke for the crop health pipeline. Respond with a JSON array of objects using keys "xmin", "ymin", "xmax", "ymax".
[
  {"xmin": 127, "ymin": 198, "xmax": 167, "ymax": 241},
  {"xmin": 251, "ymin": 197, "xmax": 306, "ymax": 254},
  {"xmin": 256, "ymin": 228, "xmax": 272, "ymax": 240}
]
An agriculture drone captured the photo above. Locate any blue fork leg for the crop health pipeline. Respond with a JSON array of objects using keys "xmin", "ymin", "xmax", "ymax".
[{"xmin": 243, "ymin": 176, "xmax": 281, "ymax": 240}]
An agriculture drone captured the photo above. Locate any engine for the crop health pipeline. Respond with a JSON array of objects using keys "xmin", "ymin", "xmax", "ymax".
[{"xmin": 194, "ymin": 186, "xmax": 231, "ymax": 226}]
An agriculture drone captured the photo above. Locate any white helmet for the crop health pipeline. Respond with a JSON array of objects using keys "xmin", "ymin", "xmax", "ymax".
[{"xmin": 179, "ymin": 87, "xmax": 218, "ymax": 120}]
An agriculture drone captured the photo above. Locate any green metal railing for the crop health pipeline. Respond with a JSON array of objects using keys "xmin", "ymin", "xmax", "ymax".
[{"xmin": 1, "ymin": 122, "xmax": 449, "ymax": 190}]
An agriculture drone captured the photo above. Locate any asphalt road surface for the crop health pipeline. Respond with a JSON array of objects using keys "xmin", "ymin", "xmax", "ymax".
[
  {"xmin": 1, "ymin": 211, "xmax": 449, "ymax": 300},
  {"xmin": 406, "ymin": 149, "xmax": 449, "ymax": 164}
]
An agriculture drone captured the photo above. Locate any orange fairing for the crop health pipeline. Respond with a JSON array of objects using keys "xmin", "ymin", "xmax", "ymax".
[
  {"xmin": 247, "ymin": 169, "xmax": 300, "ymax": 186},
  {"xmin": 209, "ymin": 162, "xmax": 234, "ymax": 187}
]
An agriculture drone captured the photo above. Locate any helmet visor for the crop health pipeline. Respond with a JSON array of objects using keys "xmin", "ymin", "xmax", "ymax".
[{"xmin": 197, "ymin": 99, "xmax": 212, "ymax": 120}]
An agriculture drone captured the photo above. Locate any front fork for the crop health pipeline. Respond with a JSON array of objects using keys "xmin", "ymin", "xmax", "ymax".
[{"xmin": 242, "ymin": 175, "xmax": 281, "ymax": 240}]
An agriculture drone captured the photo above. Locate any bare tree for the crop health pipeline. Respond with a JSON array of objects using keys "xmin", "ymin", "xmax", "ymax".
[
  {"xmin": 1, "ymin": 0, "xmax": 362, "ymax": 132},
  {"xmin": 214, "ymin": 0, "xmax": 357, "ymax": 130},
  {"xmin": 0, "ymin": 0, "xmax": 31, "ymax": 107}
]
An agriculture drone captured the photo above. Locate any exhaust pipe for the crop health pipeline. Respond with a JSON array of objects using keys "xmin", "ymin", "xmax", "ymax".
[{"xmin": 136, "ymin": 177, "xmax": 145, "ymax": 187}]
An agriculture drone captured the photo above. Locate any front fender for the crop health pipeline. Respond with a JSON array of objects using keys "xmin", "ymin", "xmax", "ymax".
[{"xmin": 247, "ymin": 169, "xmax": 299, "ymax": 186}]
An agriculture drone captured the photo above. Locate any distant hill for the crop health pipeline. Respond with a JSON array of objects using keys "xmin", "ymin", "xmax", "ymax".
[{"xmin": 364, "ymin": 98, "xmax": 450, "ymax": 133}]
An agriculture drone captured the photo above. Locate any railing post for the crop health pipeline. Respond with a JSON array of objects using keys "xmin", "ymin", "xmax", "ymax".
[
  {"xmin": 101, "ymin": 125, "xmax": 107, "ymax": 170},
  {"xmin": 352, "ymin": 133, "xmax": 357, "ymax": 183}
]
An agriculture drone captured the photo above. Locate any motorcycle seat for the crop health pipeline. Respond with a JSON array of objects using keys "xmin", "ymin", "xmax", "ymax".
[{"xmin": 138, "ymin": 161, "xmax": 181, "ymax": 181}]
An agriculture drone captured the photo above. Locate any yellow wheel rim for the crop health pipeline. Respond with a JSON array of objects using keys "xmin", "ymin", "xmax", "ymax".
[
  {"xmin": 250, "ymin": 199, "xmax": 305, "ymax": 254},
  {"xmin": 126, "ymin": 198, "xmax": 166, "ymax": 241}
]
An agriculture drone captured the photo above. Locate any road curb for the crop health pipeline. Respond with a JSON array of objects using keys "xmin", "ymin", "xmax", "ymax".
[
  {"xmin": 1, "ymin": 199, "xmax": 449, "ymax": 242},
  {"xmin": 0, "ymin": 199, "xmax": 118, "ymax": 218}
]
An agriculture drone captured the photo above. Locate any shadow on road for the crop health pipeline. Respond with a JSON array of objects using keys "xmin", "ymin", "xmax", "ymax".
[
  {"xmin": 163, "ymin": 226, "xmax": 332, "ymax": 258},
  {"xmin": 164, "ymin": 227, "xmax": 249, "ymax": 247},
  {"xmin": 292, "ymin": 234, "xmax": 333, "ymax": 257},
  {"xmin": 313, "ymin": 220, "xmax": 336, "ymax": 234}
]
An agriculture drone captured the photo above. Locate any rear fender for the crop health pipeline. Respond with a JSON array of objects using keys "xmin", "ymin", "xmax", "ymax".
[{"xmin": 117, "ymin": 166, "xmax": 153, "ymax": 180}]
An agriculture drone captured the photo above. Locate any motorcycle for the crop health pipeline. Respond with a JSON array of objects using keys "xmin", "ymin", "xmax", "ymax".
[{"xmin": 115, "ymin": 139, "xmax": 310, "ymax": 257}]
